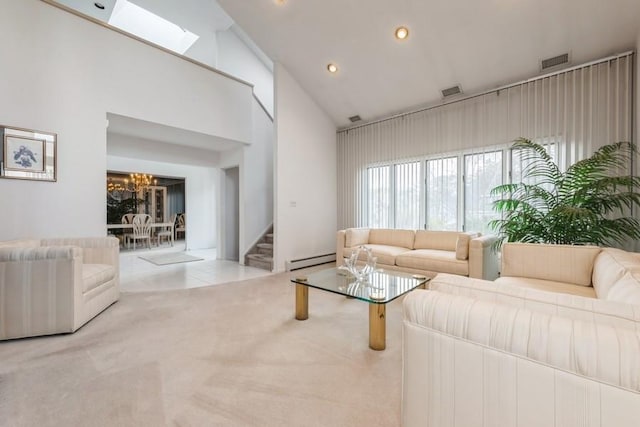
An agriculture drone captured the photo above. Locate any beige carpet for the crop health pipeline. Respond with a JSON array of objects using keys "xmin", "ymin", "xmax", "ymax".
[
  {"xmin": 0, "ymin": 268, "xmax": 404, "ymax": 426},
  {"xmin": 139, "ymin": 252, "xmax": 204, "ymax": 266}
]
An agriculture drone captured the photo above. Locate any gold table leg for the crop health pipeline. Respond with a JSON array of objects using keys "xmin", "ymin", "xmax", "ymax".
[
  {"xmin": 369, "ymin": 303, "xmax": 386, "ymax": 350},
  {"xmin": 295, "ymin": 284, "xmax": 309, "ymax": 320}
]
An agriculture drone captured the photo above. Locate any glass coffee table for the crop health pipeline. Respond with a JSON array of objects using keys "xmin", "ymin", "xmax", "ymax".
[{"xmin": 290, "ymin": 268, "xmax": 430, "ymax": 351}]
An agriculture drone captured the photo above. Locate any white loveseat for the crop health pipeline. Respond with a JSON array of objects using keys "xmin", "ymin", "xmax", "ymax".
[
  {"xmin": 402, "ymin": 242, "xmax": 640, "ymax": 427},
  {"xmin": 337, "ymin": 228, "xmax": 499, "ymax": 280},
  {"xmin": 0, "ymin": 237, "xmax": 120, "ymax": 340}
]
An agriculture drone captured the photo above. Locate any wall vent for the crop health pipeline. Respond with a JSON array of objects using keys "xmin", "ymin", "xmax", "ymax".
[
  {"xmin": 349, "ymin": 115, "xmax": 362, "ymax": 123},
  {"xmin": 541, "ymin": 53, "xmax": 569, "ymax": 70},
  {"xmin": 441, "ymin": 85, "xmax": 462, "ymax": 98}
]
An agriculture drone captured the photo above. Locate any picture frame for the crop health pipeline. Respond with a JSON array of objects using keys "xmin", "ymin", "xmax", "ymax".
[{"xmin": 0, "ymin": 125, "xmax": 56, "ymax": 182}]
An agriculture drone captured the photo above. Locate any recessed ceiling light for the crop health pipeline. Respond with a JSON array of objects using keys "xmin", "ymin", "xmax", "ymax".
[
  {"xmin": 94, "ymin": 2, "xmax": 105, "ymax": 9},
  {"xmin": 395, "ymin": 26, "xmax": 409, "ymax": 40},
  {"xmin": 274, "ymin": 0, "xmax": 286, "ymax": 4},
  {"xmin": 327, "ymin": 63, "xmax": 338, "ymax": 73}
]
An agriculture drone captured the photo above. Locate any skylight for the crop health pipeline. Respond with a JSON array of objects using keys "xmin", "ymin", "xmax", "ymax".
[{"xmin": 108, "ymin": 0, "xmax": 199, "ymax": 55}]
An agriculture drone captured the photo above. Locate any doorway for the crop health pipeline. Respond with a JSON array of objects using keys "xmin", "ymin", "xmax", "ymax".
[
  {"xmin": 223, "ymin": 167, "xmax": 240, "ymax": 261},
  {"xmin": 106, "ymin": 171, "xmax": 186, "ymax": 248}
]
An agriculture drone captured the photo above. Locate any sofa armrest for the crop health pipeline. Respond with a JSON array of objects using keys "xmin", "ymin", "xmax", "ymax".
[
  {"xmin": 404, "ymin": 289, "xmax": 640, "ymax": 392},
  {"xmin": 336, "ymin": 230, "xmax": 346, "ymax": 266},
  {"xmin": 468, "ymin": 234, "xmax": 499, "ymax": 280},
  {"xmin": 41, "ymin": 237, "xmax": 119, "ymax": 268}
]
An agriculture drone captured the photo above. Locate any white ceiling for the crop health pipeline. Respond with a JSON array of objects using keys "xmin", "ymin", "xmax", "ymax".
[{"xmin": 216, "ymin": 0, "xmax": 640, "ymax": 128}]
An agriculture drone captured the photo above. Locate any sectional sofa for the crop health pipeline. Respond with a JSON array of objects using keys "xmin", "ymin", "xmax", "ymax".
[
  {"xmin": 336, "ymin": 228, "xmax": 499, "ymax": 280},
  {"xmin": 403, "ymin": 242, "xmax": 640, "ymax": 427}
]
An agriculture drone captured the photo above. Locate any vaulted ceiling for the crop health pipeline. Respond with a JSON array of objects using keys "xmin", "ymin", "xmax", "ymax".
[{"xmin": 216, "ymin": 0, "xmax": 640, "ymax": 128}]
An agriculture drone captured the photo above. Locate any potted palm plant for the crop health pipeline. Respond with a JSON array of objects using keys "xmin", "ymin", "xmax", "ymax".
[{"xmin": 490, "ymin": 138, "xmax": 640, "ymax": 248}]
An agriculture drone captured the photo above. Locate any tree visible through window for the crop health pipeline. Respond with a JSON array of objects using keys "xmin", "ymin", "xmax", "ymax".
[
  {"xmin": 464, "ymin": 151, "xmax": 502, "ymax": 233},
  {"xmin": 367, "ymin": 165, "xmax": 390, "ymax": 228},
  {"xmin": 394, "ymin": 162, "xmax": 421, "ymax": 229},
  {"xmin": 426, "ymin": 157, "xmax": 457, "ymax": 230}
]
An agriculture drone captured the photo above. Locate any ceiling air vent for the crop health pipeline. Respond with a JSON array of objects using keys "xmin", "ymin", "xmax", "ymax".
[
  {"xmin": 441, "ymin": 85, "xmax": 462, "ymax": 98},
  {"xmin": 541, "ymin": 53, "xmax": 569, "ymax": 71},
  {"xmin": 349, "ymin": 115, "xmax": 362, "ymax": 123}
]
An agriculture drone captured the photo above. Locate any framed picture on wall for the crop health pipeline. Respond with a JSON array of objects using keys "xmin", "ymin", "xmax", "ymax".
[
  {"xmin": 4, "ymin": 135, "xmax": 45, "ymax": 173},
  {"xmin": 0, "ymin": 125, "xmax": 56, "ymax": 181}
]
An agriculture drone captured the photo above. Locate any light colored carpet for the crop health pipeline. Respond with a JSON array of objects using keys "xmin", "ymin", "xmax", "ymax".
[
  {"xmin": 139, "ymin": 252, "xmax": 204, "ymax": 266},
  {"xmin": 0, "ymin": 268, "xmax": 404, "ymax": 426}
]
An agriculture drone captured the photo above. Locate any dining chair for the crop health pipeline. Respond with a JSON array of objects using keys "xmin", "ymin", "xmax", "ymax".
[
  {"xmin": 175, "ymin": 213, "xmax": 186, "ymax": 240},
  {"xmin": 121, "ymin": 213, "xmax": 135, "ymax": 248},
  {"xmin": 129, "ymin": 214, "xmax": 152, "ymax": 250},
  {"xmin": 156, "ymin": 213, "xmax": 176, "ymax": 247}
]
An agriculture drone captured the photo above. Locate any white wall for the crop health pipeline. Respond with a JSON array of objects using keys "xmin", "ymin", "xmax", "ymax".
[
  {"xmin": 243, "ymin": 99, "xmax": 274, "ymax": 253},
  {"xmin": 218, "ymin": 98, "xmax": 274, "ymax": 263},
  {"xmin": 0, "ymin": 0, "xmax": 252, "ymax": 241},
  {"xmin": 274, "ymin": 64, "xmax": 337, "ymax": 272},
  {"xmin": 217, "ymin": 29, "xmax": 274, "ymax": 117},
  {"xmin": 107, "ymin": 154, "xmax": 218, "ymax": 250}
]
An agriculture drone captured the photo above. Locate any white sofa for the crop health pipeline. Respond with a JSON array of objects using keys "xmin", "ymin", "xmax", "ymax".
[
  {"xmin": 0, "ymin": 237, "xmax": 120, "ymax": 340},
  {"xmin": 337, "ymin": 228, "xmax": 499, "ymax": 280},
  {"xmin": 402, "ymin": 242, "xmax": 640, "ymax": 427}
]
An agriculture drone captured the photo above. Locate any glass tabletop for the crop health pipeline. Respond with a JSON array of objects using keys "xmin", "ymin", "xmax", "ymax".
[{"xmin": 290, "ymin": 268, "xmax": 429, "ymax": 304}]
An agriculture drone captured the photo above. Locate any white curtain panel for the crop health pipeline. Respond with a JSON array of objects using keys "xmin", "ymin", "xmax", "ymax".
[{"xmin": 337, "ymin": 53, "xmax": 634, "ymax": 235}]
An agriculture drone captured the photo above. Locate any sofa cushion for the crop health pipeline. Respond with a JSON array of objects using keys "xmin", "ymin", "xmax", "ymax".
[
  {"xmin": 413, "ymin": 230, "xmax": 458, "ymax": 251},
  {"xmin": 83, "ymin": 264, "xmax": 116, "ymax": 293},
  {"xmin": 606, "ymin": 270, "xmax": 640, "ymax": 305},
  {"xmin": 455, "ymin": 232, "xmax": 479, "ymax": 261},
  {"xmin": 360, "ymin": 245, "xmax": 412, "ymax": 266},
  {"xmin": 496, "ymin": 276, "xmax": 597, "ymax": 298},
  {"xmin": 501, "ymin": 243, "xmax": 601, "ymax": 287},
  {"xmin": 592, "ymin": 248, "xmax": 640, "ymax": 299},
  {"xmin": 345, "ymin": 228, "xmax": 370, "ymax": 248},
  {"xmin": 431, "ymin": 273, "xmax": 640, "ymax": 329},
  {"xmin": 368, "ymin": 229, "xmax": 415, "ymax": 249},
  {"xmin": 396, "ymin": 249, "xmax": 468, "ymax": 276}
]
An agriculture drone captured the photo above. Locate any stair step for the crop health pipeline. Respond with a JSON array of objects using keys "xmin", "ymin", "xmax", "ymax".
[
  {"xmin": 246, "ymin": 253, "xmax": 272, "ymax": 271},
  {"xmin": 247, "ymin": 253, "xmax": 272, "ymax": 262},
  {"xmin": 265, "ymin": 234, "xmax": 274, "ymax": 243},
  {"xmin": 257, "ymin": 243, "xmax": 273, "ymax": 249}
]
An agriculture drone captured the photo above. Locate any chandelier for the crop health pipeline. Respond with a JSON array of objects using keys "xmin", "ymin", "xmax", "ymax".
[
  {"xmin": 107, "ymin": 173, "xmax": 157, "ymax": 194},
  {"xmin": 123, "ymin": 173, "xmax": 156, "ymax": 193}
]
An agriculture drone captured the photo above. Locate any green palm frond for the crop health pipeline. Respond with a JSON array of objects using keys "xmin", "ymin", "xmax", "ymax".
[{"xmin": 491, "ymin": 139, "xmax": 640, "ymax": 248}]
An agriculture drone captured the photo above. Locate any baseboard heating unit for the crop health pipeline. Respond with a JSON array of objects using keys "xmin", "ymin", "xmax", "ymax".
[{"xmin": 285, "ymin": 253, "xmax": 336, "ymax": 271}]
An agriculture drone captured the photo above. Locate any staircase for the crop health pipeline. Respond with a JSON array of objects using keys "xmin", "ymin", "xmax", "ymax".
[{"xmin": 245, "ymin": 227, "xmax": 273, "ymax": 271}]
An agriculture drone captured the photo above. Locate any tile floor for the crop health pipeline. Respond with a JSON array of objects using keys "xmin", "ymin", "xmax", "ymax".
[{"xmin": 119, "ymin": 243, "xmax": 273, "ymax": 292}]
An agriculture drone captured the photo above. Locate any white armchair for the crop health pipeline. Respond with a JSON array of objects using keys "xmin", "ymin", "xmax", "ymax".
[{"xmin": 0, "ymin": 237, "xmax": 120, "ymax": 340}]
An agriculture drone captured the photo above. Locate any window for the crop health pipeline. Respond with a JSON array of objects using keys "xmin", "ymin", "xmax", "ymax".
[
  {"xmin": 426, "ymin": 157, "xmax": 458, "ymax": 230},
  {"xmin": 367, "ymin": 165, "xmax": 390, "ymax": 228},
  {"xmin": 109, "ymin": 0, "xmax": 199, "ymax": 55},
  {"xmin": 464, "ymin": 151, "xmax": 503, "ymax": 233},
  {"xmin": 365, "ymin": 149, "xmax": 507, "ymax": 233},
  {"xmin": 394, "ymin": 162, "xmax": 421, "ymax": 229}
]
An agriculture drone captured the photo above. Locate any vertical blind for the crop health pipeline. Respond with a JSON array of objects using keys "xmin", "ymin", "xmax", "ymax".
[{"xmin": 337, "ymin": 52, "xmax": 634, "ymax": 233}]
